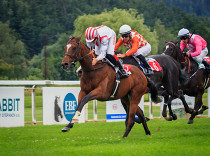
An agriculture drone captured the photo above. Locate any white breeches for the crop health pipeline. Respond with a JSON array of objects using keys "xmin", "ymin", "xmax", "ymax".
[{"xmin": 127, "ymin": 43, "xmax": 151, "ymax": 57}]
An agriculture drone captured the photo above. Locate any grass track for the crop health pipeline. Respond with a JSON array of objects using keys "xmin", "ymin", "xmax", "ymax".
[{"xmin": 0, "ymin": 118, "xmax": 209, "ymax": 156}]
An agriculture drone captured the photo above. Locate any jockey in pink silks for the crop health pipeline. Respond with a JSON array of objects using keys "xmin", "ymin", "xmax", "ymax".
[{"xmin": 178, "ymin": 28, "xmax": 209, "ymax": 73}]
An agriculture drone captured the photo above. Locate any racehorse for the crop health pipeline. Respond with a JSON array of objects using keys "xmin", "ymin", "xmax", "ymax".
[
  {"xmin": 61, "ymin": 35, "xmax": 161, "ymax": 137},
  {"xmin": 119, "ymin": 52, "xmax": 193, "ymax": 121},
  {"xmin": 163, "ymin": 41, "xmax": 209, "ymax": 124}
]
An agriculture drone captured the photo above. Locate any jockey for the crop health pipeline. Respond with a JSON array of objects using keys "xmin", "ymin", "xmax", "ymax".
[
  {"xmin": 85, "ymin": 25, "xmax": 128, "ymax": 78},
  {"xmin": 115, "ymin": 24, "xmax": 153, "ymax": 76},
  {"xmin": 178, "ymin": 28, "xmax": 210, "ymax": 73}
]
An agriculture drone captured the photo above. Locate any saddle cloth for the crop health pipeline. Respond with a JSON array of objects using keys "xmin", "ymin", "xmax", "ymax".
[
  {"xmin": 146, "ymin": 58, "xmax": 162, "ymax": 71},
  {"xmin": 123, "ymin": 65, "xmax": 132, "ymax": 74},
  {"xmin": 204, "ymin": 57, "xmax": 210, "ymax": 63}
]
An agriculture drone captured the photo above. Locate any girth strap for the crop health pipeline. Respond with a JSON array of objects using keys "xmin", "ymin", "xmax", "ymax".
[{"xmin": 108, "ymin": 73, "xmax": 121, "ymax": 100}]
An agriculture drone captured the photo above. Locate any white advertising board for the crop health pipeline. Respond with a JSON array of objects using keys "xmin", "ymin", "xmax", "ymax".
[
  {"xmin": 106, "ymin": 96, "xmax": 144, "ymax": 122},
  {"xmin": 0, "ymin": 87, "xmax": 24, "ymax": 127},
  {"xmin": 43, "ymin": 87, "xmax": 85, "ymax": 125}
]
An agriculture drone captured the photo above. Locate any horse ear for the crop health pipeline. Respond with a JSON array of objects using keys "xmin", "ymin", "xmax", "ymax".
[
  {"xmin": 175, "ymin": 40, "xmax": 179, "ymax": 45},
  {"xmin": 69, "ymin": 35, "xmax": 73, "ymax": 40},
  {"xmin": 165, "ymin": 41, "xmax": 168, "ymax": 43},
  {"xmin": 75, "ymin": 35, "xmax": 82, "ymax": 42}
]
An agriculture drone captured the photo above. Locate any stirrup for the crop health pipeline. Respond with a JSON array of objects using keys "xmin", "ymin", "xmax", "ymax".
[{"xmin": 120, "ymin": 70, "xmax": 129, "ymax": 78}]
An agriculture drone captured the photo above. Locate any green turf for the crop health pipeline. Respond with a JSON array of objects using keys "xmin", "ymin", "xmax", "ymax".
[{"xmin": 0, "ymin": 118, "xmax": 209, "ymax": 156}]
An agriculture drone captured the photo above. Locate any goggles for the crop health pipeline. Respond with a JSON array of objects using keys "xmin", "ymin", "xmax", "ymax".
[
  {"xmin": 121, "ymin": 33, "xmax": 130, "ymax": 38},
  {"xmin": 180, "ymin": 36, "xmax": 188, "ymax": 40}
]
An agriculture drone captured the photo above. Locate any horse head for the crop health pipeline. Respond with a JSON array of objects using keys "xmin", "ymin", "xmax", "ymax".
[
  {"xmin": 61, "ymin": 35, "xmax": 83, "ymax": 72},
  {"xmin": 163, "ymin": 41, "xmax": 185, "ymax": 62}
]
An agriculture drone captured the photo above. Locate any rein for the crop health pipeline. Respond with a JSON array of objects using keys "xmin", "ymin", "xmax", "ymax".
[{"xmin": 181, "ymin": 56, "xmax": 191, "ymax": 73}]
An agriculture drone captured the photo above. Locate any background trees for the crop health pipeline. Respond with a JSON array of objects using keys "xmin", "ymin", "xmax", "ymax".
[{"xmin": 0, "ymin": 0, "xmax": 209, "ymax": 80}]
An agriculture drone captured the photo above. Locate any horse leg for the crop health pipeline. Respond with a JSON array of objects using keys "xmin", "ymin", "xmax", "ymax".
[
  {"xmin": 167, "ymin": 97, "xmax": 177, "ymax": 121},
  {"xmin": 197, "ymin": 105, "xmax": 208, "ymax": 114},
  {"xmin": 62, "ymin": 90, "xmax": 94, "ymax": 132},
  {"xmin": 179, "ymin": 90, "xmax": 194, "ymax": 114},
  {"xmin": 121, "ymin": 96, "xmax": 130, "ymax": 127},
  {"xmin": 123, "ymin": 103, "xmax": 138, "ymax": 138},
  {"xmin": 136, "ymin": 105, "xmax": 151, "ymax": 135},
  {"xmin": 162, "ymin": 94, "xmax": 169, "ymax": 118},
  {"xmin": 187, "ymin": 93, "xmax": 203, "ymax": 124},
  {"xmin": 121, "ymin": 96, "xmax": 147, "ymax": 125}
]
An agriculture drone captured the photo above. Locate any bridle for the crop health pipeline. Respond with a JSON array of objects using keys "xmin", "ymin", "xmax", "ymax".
[
  {"xmin": 64, "ymin": 39, "xmax": 105, "ymax": 72},
  {"xmin": 164, "ymin": 41, "xmax": 191, "ymax": 73},
  {"xmin": 65, "ymin": 40, "xmax": 94, "ymax": 65}
]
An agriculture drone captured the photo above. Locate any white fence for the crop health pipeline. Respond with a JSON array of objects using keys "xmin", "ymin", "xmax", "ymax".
[{"xmin": 0, "ymin": 80, "xmax": 209, "ymax": 125}]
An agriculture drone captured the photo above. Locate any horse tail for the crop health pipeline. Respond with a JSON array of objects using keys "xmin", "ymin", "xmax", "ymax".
[{"xmin": 147, "ymin": 78, "xmax": 162, "ymax": 103}]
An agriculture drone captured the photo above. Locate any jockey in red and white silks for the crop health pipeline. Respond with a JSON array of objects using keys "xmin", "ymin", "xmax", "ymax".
[
  {"xmin": 85, "ymin": 25, "xmax": 116, "ymax": 62},
  {"xmin": 178, "ymin": 28, "xmax": 208, "ymax": 69}
]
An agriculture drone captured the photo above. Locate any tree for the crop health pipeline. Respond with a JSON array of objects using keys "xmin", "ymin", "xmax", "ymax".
[
  {"xmin": 154, "ymin": 19, "xmax": 176, "ymax": 54},
  {"xmin": 74, "ymin": 8, "xmax": 159, "ymax": 55},
  {"xmin": 0, "ymin": 21, "xmax": 27, "ymax": 79}
]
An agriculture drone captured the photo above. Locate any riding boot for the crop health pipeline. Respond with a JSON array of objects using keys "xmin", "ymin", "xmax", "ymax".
[
  {"xmin": 116, "ymin": 59, "xmax": 129, "ymax": 78},
  {"xmin": 202, "ymin": 59, "xmax": 210, "ymax": 74},
  {"xmin": 137, "ymin": 55, "xmax": 154, "ymax": 76}
]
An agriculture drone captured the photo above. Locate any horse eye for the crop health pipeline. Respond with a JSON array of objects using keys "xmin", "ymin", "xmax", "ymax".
[{"xmin": 73, "ymin": 47, "xmax": 76, "ymax": 51}]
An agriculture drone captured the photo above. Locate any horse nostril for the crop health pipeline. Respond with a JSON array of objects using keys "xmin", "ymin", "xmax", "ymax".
[{"xmin": 61, "ymin": 63, "xmax": 69, "ymax": 69}]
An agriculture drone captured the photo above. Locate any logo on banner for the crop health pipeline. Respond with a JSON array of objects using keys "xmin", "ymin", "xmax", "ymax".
[
  {"xmin": 0, "ymin": 98, "xmax": 20, "ymax": 117},
  {"xmin": 63, "ymin": 93, "xmax": 77, "ymax": 121},
  {"xmin": 54, "ymin": 96, "xmax": 63, "ymax": 122}
]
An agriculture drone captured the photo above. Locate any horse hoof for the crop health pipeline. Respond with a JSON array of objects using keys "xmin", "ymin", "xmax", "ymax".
[
  {"xmin": 146, "ymin": 131, "xmax": 151, "ymax": 135},
  {"xmin": 123, "ymin": 135, "xmax": 127, "ymax": 138},
  {"xmin": 202, "ymin": 105, "xmax": 208, "ymax": 110},
  {"xmin": 62, "ymin": 126, "xmax": 70, "ymax": 132},
  {"xmin": 187, "ymin": 119, "xmax": 194, "ymax": 124},
  {"xmin": 164, "ymin": 116, "xmax": 173, "ymax": 121},
  {"xmin": 172, "ymin": 114, "xmax": 177, "ymax": 120},
  {"xmin": 145, "ymin": 117, "xmax": 150, "ymax": 122},
  {"xmin": 162, "ymin": 112, "xmax": 167, "ymax": 117}
]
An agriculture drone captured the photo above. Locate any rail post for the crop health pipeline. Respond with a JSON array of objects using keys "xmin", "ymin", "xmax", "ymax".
[{"xmin": 32, "ymin": 85, "xmax": 36, "ymax": 123}]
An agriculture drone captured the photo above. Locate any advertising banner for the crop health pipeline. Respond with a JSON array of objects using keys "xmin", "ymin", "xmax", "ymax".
[
  {"xmin": 43, "ymin": 87, "xmax": 85, "ymax": 125},
  {"xmin": 0, "ymin": 87, "xmax": 24, "ymax": 127},
  {"xmin": 106, "ymin": 96, "xmax": 144, "ymax": 122}
]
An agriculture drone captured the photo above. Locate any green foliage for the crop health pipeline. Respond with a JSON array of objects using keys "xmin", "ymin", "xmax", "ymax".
[
  {"xmin": 0, "ymin": 59, "xmax": 13, "ymax": 76},
  {"xmin": 156, "ymin": 0, "xmax": 210, "ymax": 17},
  {"xmin": 154, "ymin": 19, "xmax": 177, "ymax": 54},
  {"xmin": 74, "ymin": 8, "xmax": 159, "ymax": 55},
  {"xmin": 0, "ymin": 21, "xmax": 27, "ymax": 79},
  {"xmin": 1, "ymin": 0, "xmax": 210, "ymax": 80}
]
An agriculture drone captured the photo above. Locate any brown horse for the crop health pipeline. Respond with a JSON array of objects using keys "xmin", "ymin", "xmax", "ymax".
[
  {"xmin": 163, "ymin": 41, "xmax": 209, "ymax": 124},
  {"xmin": 61, "ymin": 35, "xmax": 161, "ymax": 137}
]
